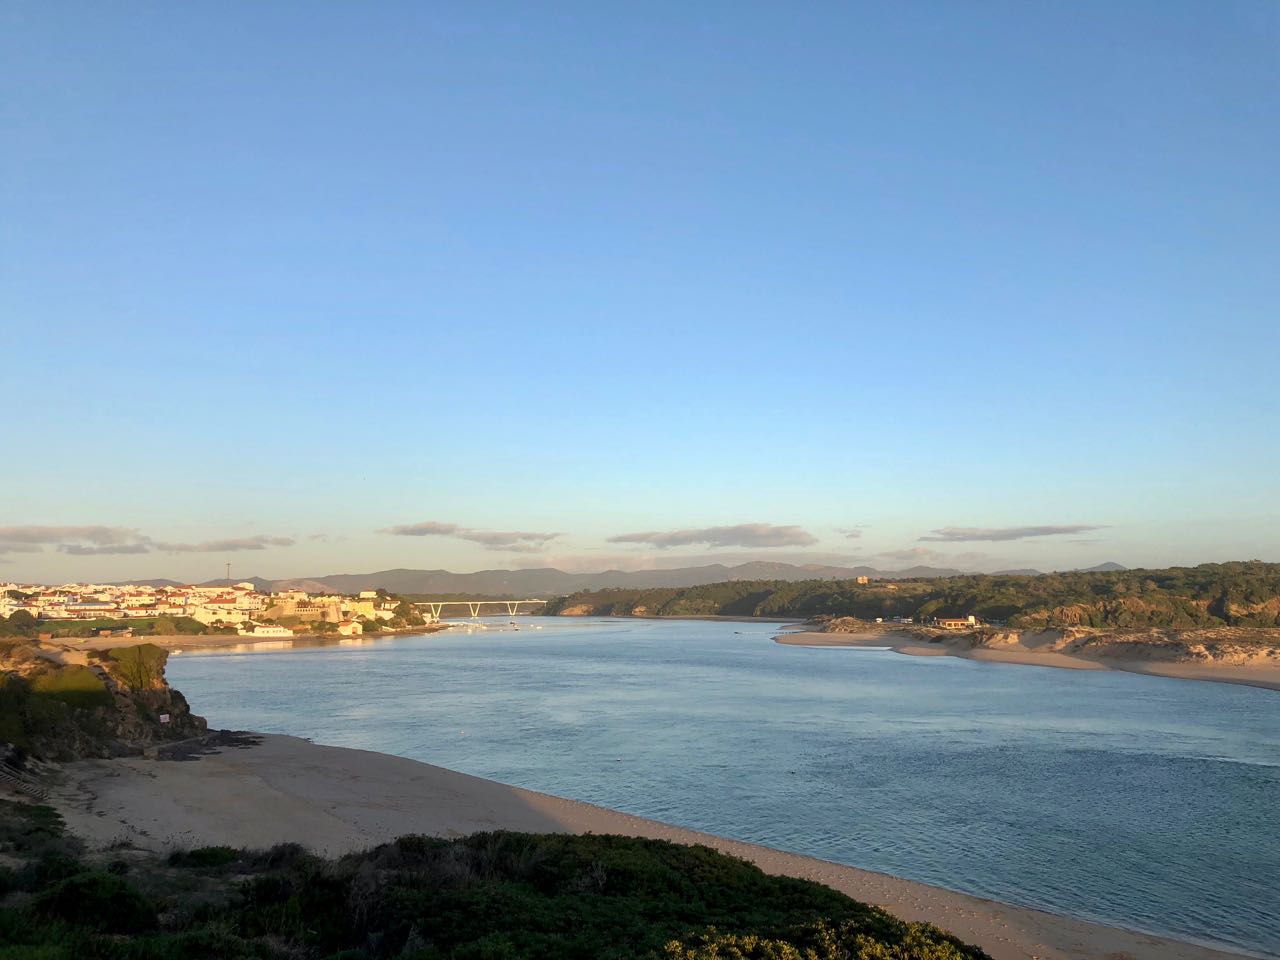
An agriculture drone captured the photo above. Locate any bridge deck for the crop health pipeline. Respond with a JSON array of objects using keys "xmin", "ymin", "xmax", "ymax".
[{"xmin": 413, "ymin": 598, "xmax": 549, "ymax": 618}]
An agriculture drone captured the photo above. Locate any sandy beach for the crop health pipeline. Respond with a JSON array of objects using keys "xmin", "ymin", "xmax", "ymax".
[
  {"xmin": 776, "ymin": 631, "xmax": 1280, "ymax": 692},
  {"xmin": 42, "ymin": 732, "xmax": 1249, "ymax": 960}
]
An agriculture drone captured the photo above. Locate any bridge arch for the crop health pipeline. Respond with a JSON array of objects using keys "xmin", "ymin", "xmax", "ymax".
[{"xmin": 414, "ymin": 598, "xmax": 549, "ymax": 620}]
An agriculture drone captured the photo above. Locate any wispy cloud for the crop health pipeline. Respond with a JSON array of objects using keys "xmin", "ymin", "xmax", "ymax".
[
  {"xmin": 383, "ymin": 521, "xmax": 460, "ymax": 537},
  {"xmin": 838, "ymin": 527, "xmax": 864, "ymax": 540},
  {"xmin": 0, "ymin": 524, "xmax": 300, "ymax": 559},
  {"xmin": 59, "ymin": 543, "xmax": 153, "ymax": 556},
  {"xmin": 0, "ymin": 543, "xmax": 41, "ymax": 555},
  {"xmin": 868, "ymin": 546, "xmax": 999, "ymax": 572},
  {"xmin": 919, "ymin": 525, "xmax": 1104, "ymax": 543},
  {"xmin": 515, "ymin": 549, "xmax": 867, "ymax": 573},
  {"xmin": 875, "ymin": 546, "xmax": 949, "ymax": 565},
  {"xmin": 458, "ymin": 529, "xmax": 559, "ymax": 550},
  {"xmin": 0, "ymin": 525, "xmax": 149, "ymax": 555},
  {"xmin": 155, "ymin": 535, "xmax": 296, "ymax": 553},
  {"xmin": 607, "ymin": 523, "xmax": 818, "ymax": 550},
  {"xmin": 380, "ymin": 520, "xmax": 560, "ymax": 552}
]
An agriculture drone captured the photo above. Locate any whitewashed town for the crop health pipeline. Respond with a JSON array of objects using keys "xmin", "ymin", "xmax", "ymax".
[{"xmin": 0, "ymin": 581, "xmax": 424, "ymax": 638}]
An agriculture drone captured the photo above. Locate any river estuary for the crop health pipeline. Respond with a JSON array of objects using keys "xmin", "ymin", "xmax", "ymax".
[{"xmin": 167, "ymin": 617, "xmax": 1280, "ymax": 957}]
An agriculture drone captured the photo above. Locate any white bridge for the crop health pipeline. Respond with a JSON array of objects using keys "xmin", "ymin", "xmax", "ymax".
[{"xmin": 414, "ymin": 598, "xmax": 549, "ymax": 619}]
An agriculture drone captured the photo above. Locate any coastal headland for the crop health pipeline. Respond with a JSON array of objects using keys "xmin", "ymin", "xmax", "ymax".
[
  {"xmin": 776, "ymin": 621, "xmax": 1280, "ymax": 692},
  {"xmin": 48, "ymin": 732, "xmax": 1247, "ymax": 960}
]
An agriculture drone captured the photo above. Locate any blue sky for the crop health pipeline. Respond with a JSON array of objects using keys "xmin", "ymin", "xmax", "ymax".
[{"xmin": 3, "ymin": 1, "xmax": 1277, "ymax": 583}]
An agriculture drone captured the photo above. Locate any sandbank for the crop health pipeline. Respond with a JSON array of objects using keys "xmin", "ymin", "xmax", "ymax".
[
  {"xmin": 776, "ymin": 631, "xmax": 1280, "ymax": 692},
  {"xmin": 42, "ymin": 733, "xmax": 1250, "ymax": 960}
]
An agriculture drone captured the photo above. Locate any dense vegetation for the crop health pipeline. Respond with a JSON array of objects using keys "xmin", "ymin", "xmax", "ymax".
[
  {"xmin": 0, "ymin": 614, "xmax": 220, "ymax": 639},
  {"xmin": 543, "ymin": 561, "xmax": 1280, "ymax": 629},
  {"xmin": 0, "ymin": 802, "xmax": 985, "ymax": 960}
]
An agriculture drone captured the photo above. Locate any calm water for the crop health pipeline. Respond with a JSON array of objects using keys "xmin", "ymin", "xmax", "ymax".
[{"xmin": 167, "ymin": 618, "xmax": 1280, "ymax": 957}]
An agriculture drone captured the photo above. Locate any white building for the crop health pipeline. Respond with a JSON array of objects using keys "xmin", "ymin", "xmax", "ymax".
[{"xmin": 238, "ymin": 624, "xmax": 294, "ymax": 637}]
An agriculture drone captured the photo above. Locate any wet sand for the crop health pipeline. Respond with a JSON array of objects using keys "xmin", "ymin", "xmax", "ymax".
[{"xmin": 45, "ymin": 733, "xmax": 1249, "ymax": 960}]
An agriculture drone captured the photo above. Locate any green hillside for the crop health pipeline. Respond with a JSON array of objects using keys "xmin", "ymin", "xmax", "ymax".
[{"xmin": 543, "ymin": 561, "xmax": 1280, "ymax": 629}]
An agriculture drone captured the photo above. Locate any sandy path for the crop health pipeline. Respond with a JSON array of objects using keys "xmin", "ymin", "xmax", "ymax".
[
  {"xmin": 45, "ymin": 734, "xmax": 1249, "ymax": 960},
  {"xmin": 776, "ymin": 632, "xmax": 1280, "ymax": 691}
]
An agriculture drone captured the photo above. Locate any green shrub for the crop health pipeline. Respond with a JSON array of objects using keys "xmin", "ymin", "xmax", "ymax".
[
  {"xmin": 29, "ymin": 871, "xmax": 157, "ymax": 934},
  {"xmin": 107, "ymin": 644, "xmax": 168, "ymax": 690},
  {"xmin": 28, "ymin": 667, "xmax": 112, "ymax": 710},
  {"xmin": 0, "ymin": 831, "xmax": 989, "ymax": 960},
  {"xmin": 667, "ymin": 921, "xmax": 977, "ymax": 959},
  {"xmin": 14, "ymin": 854, "xmax": 83, "ymax": 893},
  {"xmin": 0, "ymin": 803, "xmax": 85, "ymax": 887},
  {"xmin": 0, "ymin": 802, "xmax": 69, "ymax": 849},
  {"xmin": 167, "ymin": 845, "xmax": 240, "ymax": 870}
]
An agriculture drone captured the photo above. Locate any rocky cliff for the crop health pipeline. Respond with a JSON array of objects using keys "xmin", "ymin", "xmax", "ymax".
[{"xmin": 0, "ymin": 640, "xmax": 206, "ymax": 761}]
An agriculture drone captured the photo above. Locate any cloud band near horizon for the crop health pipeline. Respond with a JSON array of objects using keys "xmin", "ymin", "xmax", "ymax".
[
  {"xmin": 380, "ymin": 521, "xmax": 560, "ymax": 553},
  {"xmin": 607, "ymin": 523, "xmax": 818, "ymax": 549},
  {"xmin": 0, "ymin": 525, "xmax": 296, "ymax": 556},
  {"xmin": 919, "ymin": 524, "xmax": 1105, "ymax": 542}
]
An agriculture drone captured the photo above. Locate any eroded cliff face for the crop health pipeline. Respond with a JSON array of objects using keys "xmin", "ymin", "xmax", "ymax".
[
  {"xmin": 0, "ymin": 641, "xmax": 206, "ymax": 761},
  {"xmin": 1051, "ymin": 627, "xmax": 1280, "ymax": 666}
]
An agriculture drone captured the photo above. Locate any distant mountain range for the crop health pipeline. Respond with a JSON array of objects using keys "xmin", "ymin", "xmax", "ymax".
[
  {"xmin": 269, "ymin": 562, "xmax": 971, "ymax": 596},
  {"xmin": 991, "ymin": 562, "xmax": 1125, "ymax": 577},
  {"xmin": 111, "ymin": 560, "xmax": 1128, "ymax": 597}
]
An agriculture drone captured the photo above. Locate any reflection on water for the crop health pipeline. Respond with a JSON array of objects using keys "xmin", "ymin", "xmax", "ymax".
[
  {"xmin": 169, "ymin": 618, "xmax": 1280, "ymax": 958},
  {"xmin": 177, "ymin": 634, "xmax": 412, "ymax": 656}
]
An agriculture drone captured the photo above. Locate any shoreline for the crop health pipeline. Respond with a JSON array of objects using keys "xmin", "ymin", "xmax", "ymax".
[
  {"xmin": 42, "ymin": 624, "xmax": 449, "ymax": 656},
  {"xmin": 603, "ymin": 614, "xmax": 804, "ymax": 624},
  {"xmin": 44, "ymin": 733, "xmax": 1257, "ymax": 960},
  {"xmin": 775, "ymin": 630, "xmax": 1280, "ymax": 693},
  {"xmin": 39, "ymin": 616, "xmax": 796, "ymax": 659}
]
